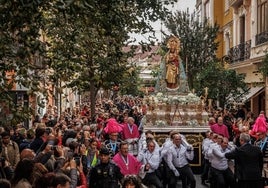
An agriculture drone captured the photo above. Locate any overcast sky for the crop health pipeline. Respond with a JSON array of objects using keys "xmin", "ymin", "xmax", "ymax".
[{"xmin": 129, "ymin": 0, "xmax": 196, "ymax": 44}]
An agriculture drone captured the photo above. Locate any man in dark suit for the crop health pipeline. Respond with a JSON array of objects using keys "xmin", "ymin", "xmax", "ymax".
[{"xmin": 225, "ymin": 133, "xmax": 263, "ymax": 188}]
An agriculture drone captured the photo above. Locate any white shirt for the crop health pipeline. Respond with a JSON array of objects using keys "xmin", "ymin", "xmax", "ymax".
[
  {"xmin": 137, "ymin": 149, "xmax": 160, "ymax": 173},
  {"xmin": 202, "ymin": 138, "xmax": 213, "ymax": 159},
  {"xmin": 166, "ymin": 144, "xmax": 194, "ymax": 172},
  {"xmin": 208, "ymin": 144, "xmax": 231, "ymax": 170}
]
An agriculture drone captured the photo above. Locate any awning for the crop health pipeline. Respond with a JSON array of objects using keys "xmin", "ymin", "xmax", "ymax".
[{"xmin": 240, "ymin": 86, "xmax": 264, "ymax": 102}]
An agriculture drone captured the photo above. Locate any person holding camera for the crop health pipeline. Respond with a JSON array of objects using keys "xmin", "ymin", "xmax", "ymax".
[
  {"xmin": 166, "ymin": 133, "xmax": 196, "ymax": 188},
  {"xmin": 0, "ymin": 157, "xmax": 13, "ymax": 180},
  {"xmin": 89, "ymin": 147, "xmax": 123, "ymax": 188}
]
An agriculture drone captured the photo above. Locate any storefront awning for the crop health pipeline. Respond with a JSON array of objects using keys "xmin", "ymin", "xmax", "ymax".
[{"xmin": 240, "ymin": 86, "xmax": 264, "ymax": 102}]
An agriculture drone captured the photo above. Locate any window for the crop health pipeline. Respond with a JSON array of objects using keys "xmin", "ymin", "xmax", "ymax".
[
  {"xmin": 204, "ymin": 0, "xmax": 211, "ymax": 19},
  {"xmin": 257, "ymin": 0, "xmax": 268, "ymax": 34},
  {"xmin": 224, "ymin": 31, "xmax": 230, "ymax": 55},
  {"xmin": 240, "ymin": 15, "xmax": 245, "ymax": 43}
]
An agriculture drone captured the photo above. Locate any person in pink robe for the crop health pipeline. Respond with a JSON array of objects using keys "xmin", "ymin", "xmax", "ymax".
[
  {"xmin": 211, "ymin": 116, "xmax": 230, "ymax": 139},
  {"xmin": 113, "ymin": 141, "xmax": 142, "ymax": 176},
  {"xmin": 252, "ymin": 111, "xmax": 267, "ymax": 133},
  {"xmin": 121, "ymin": 117, "xmax": 140, "ymax": 156},
  {"xmin": 104, "ymin": 117, "xmax": 122, "ymax": 134},
  {"xmin": 250, "ymin": 111, "xmax": 267, "ymax": 139}
]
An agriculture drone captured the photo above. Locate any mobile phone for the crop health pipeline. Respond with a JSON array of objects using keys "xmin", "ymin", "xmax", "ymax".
[
  {"xmin": 51, "ymin": 145, "xmax": 57, "ymax": 150},
  {"xmin": 74, "ymin": 156, "xmax": 80, "ymax": 166}
]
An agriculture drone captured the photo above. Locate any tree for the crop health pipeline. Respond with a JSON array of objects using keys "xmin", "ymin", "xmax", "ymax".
[
  {"xmin": 259, "ymin": 53, "xmax": 268, "ymax": 76},
  {"xmin": 0, "ymin": 0, "xmax": 179, "ymax": 125},
  {"xmin": 44, "ymin": 0, "xmax": 178, "ymax": 117},
  {"xmin": 195, "ymin": 61, "xmax": 247, "ymax": 108},
  {"xmin": 0, "ymin": 0, "xmax": 49, "ymax": 127}
]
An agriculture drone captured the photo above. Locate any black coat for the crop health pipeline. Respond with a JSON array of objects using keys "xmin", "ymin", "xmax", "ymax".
[
  {"xmin": 89, "ymin": 162, "xmax": 123, "ymax": 188},
  {"xmin": 225, "ymin": 143, "xmax": 263, "ymax": 181}
]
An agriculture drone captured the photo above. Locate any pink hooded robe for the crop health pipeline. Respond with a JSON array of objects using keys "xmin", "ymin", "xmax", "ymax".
[
  {"xmin": 252, "ymin": 114, "xmax": 267, "ymax": 133},
  {"xmin": 104, "ymin": 118, "xmax": 122, "ymax": 134}
]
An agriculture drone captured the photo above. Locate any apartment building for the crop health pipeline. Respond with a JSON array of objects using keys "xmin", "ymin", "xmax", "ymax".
[
  {"xmin": 123, "ymin": 45, "xmax": 162, "ymax": 94},
  {"xmin": 196, "ymin": 0, "xmax": 268, "ymax": 116}
]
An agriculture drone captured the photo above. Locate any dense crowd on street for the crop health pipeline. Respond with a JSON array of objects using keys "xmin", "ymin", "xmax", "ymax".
[{"xmin": 0, "ymin": 95, "xmax": 267, "ymax": 188}]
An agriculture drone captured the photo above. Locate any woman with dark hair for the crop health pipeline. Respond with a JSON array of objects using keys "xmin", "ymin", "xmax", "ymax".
[
  {"xmin": 86, "ymin": 138, "xmax": 99, "ymax": 171},
  {"xmin": 30, "ymin": 127, "xmax": 46, "ymax": 153},
  {"xmin": 11, "ymin": 159, "xmax": 35, "ymax": 188},
  {"xmin": 122, "ymin": 175, "xmax": 143, "ymax": 188},
  {"xmin": 32, "ymin": 162, "xmax": 49, "ymax": 187},
  {"xmin": 52, "ymin": 173, "xmax": 71, "ymax": 188},
  {"xmin": 35, "ymin": 172, "xmax": 56, "ymax": 188},
  {"xmin": 35, "ymin": 172, "xmax": 71, "ymax": 188}
]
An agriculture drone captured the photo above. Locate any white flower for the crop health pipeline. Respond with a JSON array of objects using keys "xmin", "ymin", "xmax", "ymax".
[
  {"xmin": 163, "ymin": 97, "xmax": 168, "ymax": 102},
  {"xmin": 178, "ymin": 96, "xmax": 186, "ymax": 102},
  {"xmin": 155, "ymin": 120, "xmax": 166, "ymax": 126},
  {"xmin": 156, "ymin": 92, "xmax": 163, "ymax": 97},
  {"xmin": 187, "ymin": 93, "xmax": 195, "ymax": 98},
  {"xmin": 172, "ymin": 96, "xmax": 178, "ymax": 101}
]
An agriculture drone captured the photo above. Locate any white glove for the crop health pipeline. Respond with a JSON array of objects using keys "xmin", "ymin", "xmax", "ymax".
[
  {"xmin": 173, "ymin": 169, "xmax": 180, "ymax": 177},
  {"xmin": 187, "ymin": 145, "xmax": 194, "ymax": 151}
]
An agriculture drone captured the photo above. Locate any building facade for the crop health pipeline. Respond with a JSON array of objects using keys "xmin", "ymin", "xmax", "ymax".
[{"xmin": 196, "ymin": 0, "xmax": 268, "ymax": 116}]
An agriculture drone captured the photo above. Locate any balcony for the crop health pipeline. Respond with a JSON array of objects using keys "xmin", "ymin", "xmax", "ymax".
[
  {"xmin": 228, "ymin": 40, "xmax": 251, "ymax": 63},
  {"xmin": 229, "ymin": 0, "xmax": 243, "ymax": 7},
  {"xmin": 196, "ymin": 0, "xmax": 202, "ymax": 6},
  {"xmin": 255, "ymin": 31, "xmax": 268, "ymax": 46}
]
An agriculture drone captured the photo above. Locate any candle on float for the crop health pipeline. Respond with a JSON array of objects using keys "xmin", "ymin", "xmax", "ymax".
[{"xmin": 204, "ymin": 87, "xmax": 208, "ymax": 96}]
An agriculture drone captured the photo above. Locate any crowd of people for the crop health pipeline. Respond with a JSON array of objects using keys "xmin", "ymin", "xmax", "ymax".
[
  {"xmin": 201, "ymin": 106, "xmax": 268, "ymax": 188},
  {"xmin": 0, "ymin": 95, "xmax": 267, "ymax": 188}
]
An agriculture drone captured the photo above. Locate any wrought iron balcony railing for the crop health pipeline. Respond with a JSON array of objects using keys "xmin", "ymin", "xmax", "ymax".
[
  {"xmin": 255, "ymin": 31, "xmax": 268, "ymax": 46},
  {"xmin": 229, "ymin": 0, "xmax": 243, "ymax": 7},
  {"xmin": 228, "ymin": 40, "xmax": 251, "ymax": 63}
]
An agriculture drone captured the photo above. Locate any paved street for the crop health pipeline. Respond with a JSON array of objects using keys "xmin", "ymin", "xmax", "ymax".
[
  {"xmin": 175, "ymin": 174, "xmax": 208, "ymax": 188},
  {"xmin": 195, "ymin": 174, "xmax": 208, "ymax": 188}
]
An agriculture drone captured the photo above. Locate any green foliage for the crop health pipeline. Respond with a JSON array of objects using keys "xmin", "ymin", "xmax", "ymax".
[
  {"xmin": 0, "ymin": 0, "xmax": 49, "ymax": 126},
  {"xmin": 120, "ymin": 65, "xmax": 143, "ymax": 96},
  {"xmin": 194, "ymin": 61, "xmax": 247, "ymax": 107},
  {"xmin": 0, "ymin": 0, "xmax": 178, "ymax": 122}
]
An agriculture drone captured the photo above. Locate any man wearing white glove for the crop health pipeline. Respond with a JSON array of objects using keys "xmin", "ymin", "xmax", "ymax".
[{"xmin": 166, "ymin": 133, "xmax": 196, "ymax": 188}]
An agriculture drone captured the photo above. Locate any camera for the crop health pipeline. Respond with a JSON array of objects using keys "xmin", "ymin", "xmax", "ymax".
[
  {"xmin": 0, "ymin": 157, "xmax": 5, "ymax": 166},
  {"xmin": 74, "ymin": 156, "xmax": 80, "ymax": 166},
  {"xmin": 51, "ymin": 145, "xmax": 57, "ymax": 150}
]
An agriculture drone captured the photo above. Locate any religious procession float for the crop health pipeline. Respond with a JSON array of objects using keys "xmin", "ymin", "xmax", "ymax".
[{"xmin": 143, "ymin": 36, "xmax": 210, "ymax": 172}]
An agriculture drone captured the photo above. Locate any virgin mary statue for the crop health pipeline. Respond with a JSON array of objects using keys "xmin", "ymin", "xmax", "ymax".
[{"xmin": 155, "ymin": 36, "xmax": 188, "ymax": 93}]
